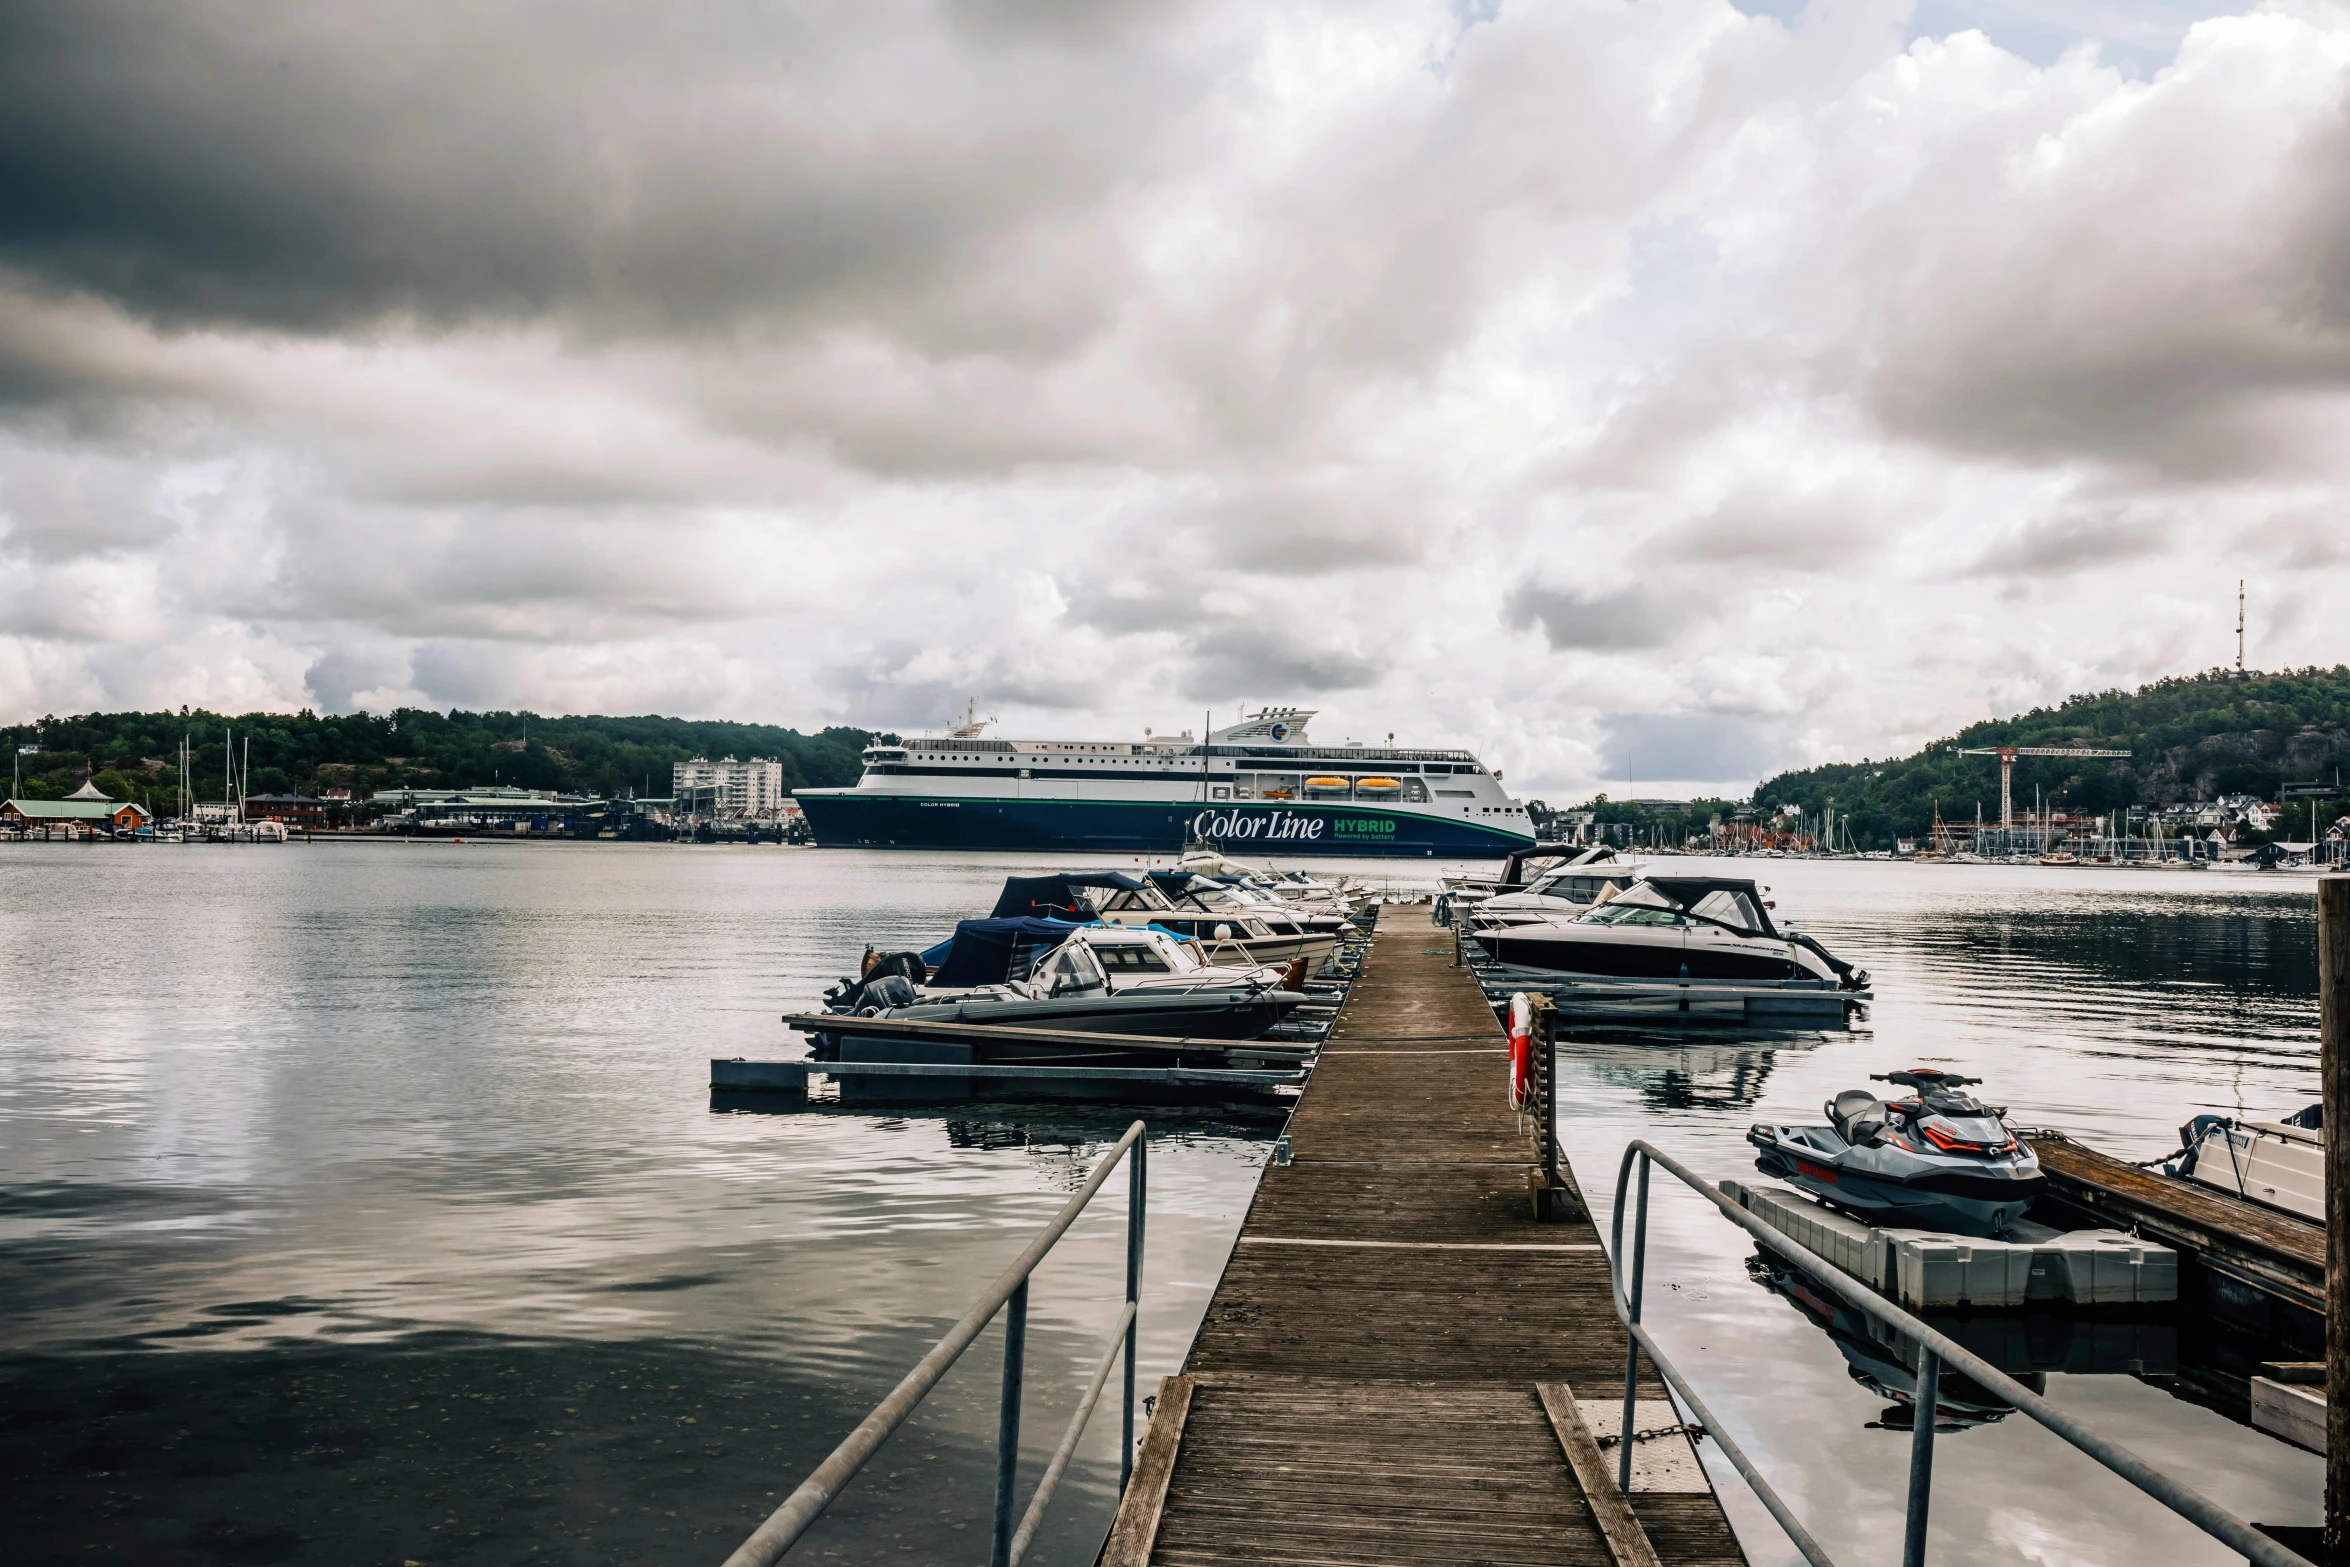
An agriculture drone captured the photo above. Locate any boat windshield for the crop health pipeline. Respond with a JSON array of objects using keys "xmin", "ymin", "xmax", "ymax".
[
  {"xmin": 1095, "ymin": 885, "xmax": 1175, "ymax": 912},
  {"xmin": 1157, "ymin": 936, "xmax": 1203, "ymax": 971},
  {"xmin": 1036, "ymin": 942, "xmax": 1108, "ymax": 994},
  {"xmin": 1688, "ymin": 888, "xmax": 1767, "ymax": 932},
  {"xmin": 1581, "ymin": 904, "xmax": 1688, "ymax": 927}
]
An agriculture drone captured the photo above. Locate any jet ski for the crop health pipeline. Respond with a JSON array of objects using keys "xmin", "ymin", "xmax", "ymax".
[{"xmin": 1747, "ymin": 1068, "xmax": 2043, "ymax": 1238}]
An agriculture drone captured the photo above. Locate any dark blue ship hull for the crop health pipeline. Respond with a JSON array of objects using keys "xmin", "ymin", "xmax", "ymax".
[{"xmin": 794, "ymin": 791, "xmax": 1533, "ymax": 858}]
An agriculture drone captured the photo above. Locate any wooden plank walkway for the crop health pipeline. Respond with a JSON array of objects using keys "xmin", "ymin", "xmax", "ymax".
[{"xmin": 1106, "ymin": 905, "xmax": 1747, "ymax": 1566}]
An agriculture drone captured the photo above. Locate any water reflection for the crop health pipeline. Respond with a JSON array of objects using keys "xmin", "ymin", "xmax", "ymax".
[
  {"xmin": 3, "ymin": 846, "xmax": 2334, "ymax": 1565},
  {"xmin": 1565, "ymin": 1031, "xmax": 1815, "ymax": 1112},
  {"xmin": 1559, "ymin": 858, "xmax": 2324, "ymax": 1566},
  {"xmin": 1747, "ymin": 1253, "xmax": 2184, "ymax": 1433}
]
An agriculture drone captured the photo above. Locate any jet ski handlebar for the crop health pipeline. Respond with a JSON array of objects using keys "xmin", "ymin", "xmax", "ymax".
[{"xmin": 1871, "ymin": 1069, "xmax": 1980, "ymax": 1089}]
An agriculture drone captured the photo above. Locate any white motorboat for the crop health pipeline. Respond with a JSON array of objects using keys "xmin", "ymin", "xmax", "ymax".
[
  {"xmin": 821, "ymin": 923, "xmax": 1306, "ymax": 1043},
  {"xmin": 2171, "ymin": 1105, "xmax": 2322, "ymax": 1222},
  {"xmin": 1461, "ymin": 856, "xmax": 1631, "ymax": 930}
]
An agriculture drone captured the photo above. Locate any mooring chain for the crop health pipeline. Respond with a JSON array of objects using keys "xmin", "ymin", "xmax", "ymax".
[{"xmin": 1594, "ymin": 1420, "xmax": 1707, "ymax": 1449}]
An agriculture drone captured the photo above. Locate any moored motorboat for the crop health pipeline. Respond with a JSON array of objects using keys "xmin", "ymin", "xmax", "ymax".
[
  {"xmin": 2170, "ymin": 1104, "xmax": 2322, "ymax": 1222},
  {"xmin": 1748, "ymin": 1069, "xmax": 2044, "ymax": 1238},
  {"xmin": 987, "ymin": 871, "xmax": 1339, "ymax": 968},
  {"xmin": 1469, "ymin": 876, "xmax": 1867, "ymax": 989},
  {"xmin": 818, "ymin": 923, "xmax": 1306, "ymax": 1048}
]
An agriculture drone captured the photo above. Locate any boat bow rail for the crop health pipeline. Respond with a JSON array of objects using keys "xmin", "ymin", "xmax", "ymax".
[{"xmin": 1608, "ymin": 1137, "xmax": 2314, "ymax": 1567}]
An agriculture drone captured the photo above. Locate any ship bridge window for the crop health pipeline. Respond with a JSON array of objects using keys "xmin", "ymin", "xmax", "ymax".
[{"xmin": 1096, "ymin": 946, "xmax": 1171, "ymax": 972}]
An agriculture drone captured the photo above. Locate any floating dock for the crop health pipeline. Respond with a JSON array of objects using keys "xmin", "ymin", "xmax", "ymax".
[
  {"xmin": 1104, "ymin": 904, "xmax": 1746, "ymax": 1566},
  {"xmin": 1722, "ymin": 1178, "xmax": 2177, "ymax": 1310},
  {"xmin": 2024, "ymin": 1132, "xmax": 2323, "ymax": 1319}
]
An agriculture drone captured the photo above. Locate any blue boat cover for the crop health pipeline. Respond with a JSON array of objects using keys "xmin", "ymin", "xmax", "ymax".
[
  {"xmin": 1145, "ymin": 871, "xmax": 1218, "ymax": 895},
  {"xmin": 989, "ymin": 872, "xmax": 1148, "ymax": 920},
  {"xmin": 922, "ymin": 916, "xmax": 1087, "ymax": 987}
]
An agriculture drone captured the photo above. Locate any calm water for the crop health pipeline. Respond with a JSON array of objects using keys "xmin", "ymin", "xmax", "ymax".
[{"xmin": 0, "ymin": 844, "xmax": 2327, "ymax": 1565}]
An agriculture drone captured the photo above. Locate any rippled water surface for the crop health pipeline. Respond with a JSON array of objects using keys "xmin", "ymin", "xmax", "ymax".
[
  {"xmin": 0, "ymin": 844, "xmax": 2329, "ymax": 1565},
  {"xmin": 1557, "ymin": 857, "xmax": 2327, "ymax": 1567}
]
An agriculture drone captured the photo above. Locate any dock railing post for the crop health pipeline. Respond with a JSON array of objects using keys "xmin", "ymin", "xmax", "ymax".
[
  {"xmin": 1529, "ymin": 994, "xmax": 1568, "ymax": 1221},
  {"xmin": 2323, "ymin": 875, "xmax": 2349, "ymax": 1561},
  {"xmin": 1902, "ymin": 1348, "xmax": 1940, "ymax": 1567},
  {"xmin": 991, "ymin": 1281, "xmax": 1028, "ymax": 1567},
  {"xmin": 1123, "ymin": 1136, "xmax": 1147, "ymax": 1496},
  {"xmin": 1620, "ymin": 1153, "xmax": 1651, "ymax": 1496}
]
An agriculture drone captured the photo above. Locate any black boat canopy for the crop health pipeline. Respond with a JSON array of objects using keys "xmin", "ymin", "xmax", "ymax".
[
  {"xmin": 922, "ymin": 916, "xmax": 1087, "ymax": 986},
  {"xmin": 990, "ymin": 872, "xmax": 1150, "ymax": 920}
]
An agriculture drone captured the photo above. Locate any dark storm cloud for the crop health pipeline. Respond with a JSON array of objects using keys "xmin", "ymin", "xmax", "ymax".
[
  {"xmin": 1596, "ymin": 711, "xmax": 1780, "ymax": 784},
  {"xmin": 1502, "ymin": 580, "xmax": 1672, "ymax": 651},
  {"xmin": 1639, "ymin": 490, "xmax": 1888, "ymax": 572},
  {"xmin": 0, "ymin": 1, "xmax": 1164, "ymax": 345},
  {"xmin": 820, "ymin": 644, "xmax": 1106, "ymax": 730},
  {"xmin": 1174, "ymin": 625, "xmax": 1379, "ymax": 700},
  {"xmin": 1966, "ymin": 506, "xmax": 2171, "ymax": 578}
]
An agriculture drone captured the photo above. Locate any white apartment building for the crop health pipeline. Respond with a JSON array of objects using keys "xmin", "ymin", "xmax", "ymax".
[{"xmin": 672, "ymin": 756, "xmax": 787, "ymax": 819}]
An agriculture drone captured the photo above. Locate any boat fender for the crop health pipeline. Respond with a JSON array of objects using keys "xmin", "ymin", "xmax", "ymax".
[{"xmin": 1507, "ymin": 992, "xmax": 1533, "ymax": 1111}]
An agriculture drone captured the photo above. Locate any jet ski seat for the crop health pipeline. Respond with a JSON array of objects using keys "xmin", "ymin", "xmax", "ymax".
[{"xmin": 1828, "ymin": 1089, "xmax": 1888, "ymax": 1147}]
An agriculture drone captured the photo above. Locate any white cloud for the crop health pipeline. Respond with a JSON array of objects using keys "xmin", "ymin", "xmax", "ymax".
[{"xmin": 2, "ymin": 0, "xmax": 2342, "ymax": 798}]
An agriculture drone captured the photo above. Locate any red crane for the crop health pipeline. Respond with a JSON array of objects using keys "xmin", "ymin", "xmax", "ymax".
[{"xmin": 1953, "ymin": 745, "xmax": 2130, "ymax": 829}]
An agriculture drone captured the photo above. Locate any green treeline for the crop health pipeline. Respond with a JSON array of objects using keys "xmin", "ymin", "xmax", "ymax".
[
  {"xmin": 3, "ymin": 709, "xmax": 873, "ymax": 811},
  {"xmin": 1750, "ymin": 667, "xmax": 2350, "ymax": 846}
]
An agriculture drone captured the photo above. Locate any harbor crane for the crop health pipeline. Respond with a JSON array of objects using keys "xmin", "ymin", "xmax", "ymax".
[{"xmin": 1952, "ymin": 745, "xmax": 2131, "ymax": 829}]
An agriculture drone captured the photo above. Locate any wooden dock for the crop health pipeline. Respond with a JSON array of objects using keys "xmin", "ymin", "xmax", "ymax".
[
  {"xmin": 2026, "ymin": 1133, "xmax": 2324, "ymax": 1318},
  {"xmin": 1104, "ymin": 904, "xmax": 1747, "ymax": 1567}
]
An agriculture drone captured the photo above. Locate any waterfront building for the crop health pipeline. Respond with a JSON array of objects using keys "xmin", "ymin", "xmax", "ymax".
[
  {"xmin": 672, "ymin": 756, "xmax": 787, "ymax": 819},
  {"xmin": 241, "ymin": 793, "xmax": 329, "ymax": 828},
  {"xmin": 2, "ymin": 786, "xmax": 153, "ymax": 834}
]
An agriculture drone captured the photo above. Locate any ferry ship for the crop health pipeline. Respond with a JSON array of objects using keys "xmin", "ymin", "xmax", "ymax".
[{"xmin": 796, "ymin": 707, "xmax": 1536, "ymax": 858}]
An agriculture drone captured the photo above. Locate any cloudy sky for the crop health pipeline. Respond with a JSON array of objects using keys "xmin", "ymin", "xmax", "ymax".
[{"xmin": 2, "ymin": 0, "xmax": 2347, "ymax": 798}]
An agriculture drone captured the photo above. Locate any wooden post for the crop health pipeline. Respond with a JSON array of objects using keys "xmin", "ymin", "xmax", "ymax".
[{"xmin": 2324, "ymin": 875, "xmax": 2350, "ymax": 1563}]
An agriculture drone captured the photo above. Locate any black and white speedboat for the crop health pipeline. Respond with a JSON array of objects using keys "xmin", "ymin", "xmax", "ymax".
[
  {"xmin": 1469, "ymin": 876, "xmax": 1868, "ymax": 988},
  {"xmin": 1748, "ymin": 1070, "xmax": 2045, "ymax": 1238},
  {"xmin": 2171, "ymin": 1104, "xmax": 2322, "ymax": 1223},
  {"xmin": 819, "ymin": 923, "xmax": 1305, "ymax": 1047}
]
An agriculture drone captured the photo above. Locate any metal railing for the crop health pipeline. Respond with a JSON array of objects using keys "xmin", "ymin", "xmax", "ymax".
[
  {"xmin": 1608, "ymin": 1139, "xmax": 2313, "ymax": 1567},
  {"xmin": 722, "ymin": 1120, "xmax": 1149, "ymax": 1567}
]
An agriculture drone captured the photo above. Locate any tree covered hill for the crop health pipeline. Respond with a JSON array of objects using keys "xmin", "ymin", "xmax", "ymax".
[
  {"xmin": 1752, "ymin": 667, "xmax": 2350, "ymax": 844},
  {"xmin": 3, "ymin": 708, "xmax": 873, "ymax": 810}
]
